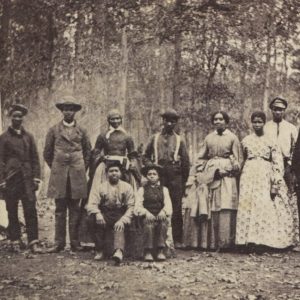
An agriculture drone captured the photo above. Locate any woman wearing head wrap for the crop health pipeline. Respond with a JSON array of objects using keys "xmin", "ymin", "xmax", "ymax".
[
  {"xmin": 235, "ymin": 111, "xmax": 299, "ymax": 251},
  {"xmin": 89, "ymin": 109, "xmax": 140, "ymax": 189},
  {"xmin": 182, "ymin": 111, "xmax": 243, "ymax": 251}
]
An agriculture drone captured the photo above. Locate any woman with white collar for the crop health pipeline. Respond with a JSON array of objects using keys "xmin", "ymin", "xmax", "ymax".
[{"xmin": 183, "ymin": 111, "xmax": 243, "ymax": 251}]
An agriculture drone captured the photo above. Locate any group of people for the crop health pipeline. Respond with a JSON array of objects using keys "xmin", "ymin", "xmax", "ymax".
[{"xmin": 0, "ymin": 95, "xmax": 300, "ymax": 265}]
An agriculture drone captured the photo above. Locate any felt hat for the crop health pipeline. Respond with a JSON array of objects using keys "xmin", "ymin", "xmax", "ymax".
[
  {"xmin": 141, "ymin": 163, "xmax": 163, "ymax": 177},
  {"xmin": 56, "ymin": 96, "xmax": 82, "ymax": 112},
  {"xmin": 105, "ymin": 159, "xmax": 123, "ymax": 171},
  {"xmin": 161, "ymin": 108, "xmax": 180, "ymax": 120},
  {"xmin": 9, "ymin": 104, "xmax": 28, "ymax": 116},
  {"xmin": 269, "ymin": 97, "xmax": 288, "ymax": 109}
]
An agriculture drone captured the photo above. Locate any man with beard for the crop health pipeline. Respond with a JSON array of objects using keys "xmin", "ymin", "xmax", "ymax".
[
  {"xmin": 143, "ymin": 109, "xmax": 190, "ymax": 248},
  {"xmin": 44, "ymin": 97, "xmax": 91, "ymax": 253},
  {"xmin": 0, "ymin": 104, "xmax": 42, "ymax": 253}
]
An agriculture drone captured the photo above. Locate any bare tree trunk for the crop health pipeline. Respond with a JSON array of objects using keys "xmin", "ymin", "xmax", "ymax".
[
  {"xmin": 119, "ymin": 26, "xmax": 128, "ymax": 118},
  {"xmin": 172, "ymin": 0, "xmax": 183, "ymax": 109},
  {"xmin": 263, "ymin": 33, "xmax": 271, "ymax": 112}
]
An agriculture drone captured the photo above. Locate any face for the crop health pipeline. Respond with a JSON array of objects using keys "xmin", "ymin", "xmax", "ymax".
[
  {"xmin": 62, "ymin": 107, "xmax": 76, "ymax": 123},
  {"xmin": 109, "ymin": 115, "xmax": 122, "ymax": 128},
  {"xmin": 213, "ymin": 113, "xmax": 226, "ymax": 131},
  {"xmin": 11, "ymin": 111, "xmax": 23, "ymax": 128},
  {"xmin": 146, "ymin": 169, "xmax": 159, "ymax": 184},
  {"xmin": 252, "ymin": 117, "xmax": 265, "ymax": 132},
  {"xmin": 107, "ymin": 166, "xmax": 121, "ymax": 183},
  {"xmin": 163, "ymin": 117, "xmax": 177, "ymax": 132},
  {"xmin": 271, "ymin": 107, "xmax": 285, "ymax": 122}
]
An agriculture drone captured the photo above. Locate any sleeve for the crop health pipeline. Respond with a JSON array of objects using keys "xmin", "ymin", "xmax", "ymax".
[
  {"xmin": 143, "ymin": 135, "xmax": 155, "ymax": 165},
  {"xmin": 126, "ymin": 135, "xmax": 135, "ymax": 155},
  {"xmin": 271, "ymin": 143, "xmax": 284, "ymax": 191},
  {"xmin": 81, "ymin": 129, "xmax": 92, "ymax": 170},
  {"xmin": 134, "ymin": 187, "xmax": 148, "ymax": 216},
  {"xmin": 43, "ymin": 128, "xmax": 55, "ymax": 168},
  {"xmin": 231, "ymin": 135, "xmax": 243, "ymax": 170},
  {"xmin": 86, "ymin": 179, "xmax": 103, "ymax": 216},
  {"xmin": 292, "ymin": 129, "xmax": 300, "ymax": 179},
  {"xmin": 30, "ymin": 134, "xmax": 41, "ymax": 179},
  {"xmin": 179, "ymin": 139, "xmax": 190, "ymax": 184},
  {"xmin": 290, "ymin": 125, "xmax": 298, "ymax": 162},
  {"xmin": 194, "ymin": 138, "xmax": 209, "ymax": 172},
  {"xmin": 90, "ymin": 134, "xmax": 105, "ymax": 169},
  {"xmin": 162, "ymin": 187, "xmax": 173, "ymax": 216},
  {"xmin": 120, "ymin": 185, "xmax": 135, "ymax": 224},
  {"xmin": 0, "ymin": 135, "xmax": 5, "ymax": 184}
]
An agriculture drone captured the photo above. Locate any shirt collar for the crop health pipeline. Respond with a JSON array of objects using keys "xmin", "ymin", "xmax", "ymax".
[
  {"xmin": 106, "ymin": 126, "xmax": 127, "ymax": 139},
  {"xmin": 63, "ymin": 120, "xmax": 75, "ymax": 127},
  {"xmin": 213, "ymin": 129, "xmax": 229, "ymax": 136}
]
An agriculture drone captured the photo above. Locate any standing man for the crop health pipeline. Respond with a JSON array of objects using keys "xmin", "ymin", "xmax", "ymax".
[
  {"xmin": 0, "ymin": 104, "xmax": 42, "ymax": 253},
  {"xmin": 44, "ymin": 96, "xmax": 91, "ymax": 252},
  {"xmin": 265, "ymin": 97, "xmax": 298, "ymax": 192},
  {"xmin": 143, "ymin": 109, "xmax": 190, "ymax": 248},
  {"xmin": 265, "ymin": 97, "xmax": 300, "ymax": 249}
]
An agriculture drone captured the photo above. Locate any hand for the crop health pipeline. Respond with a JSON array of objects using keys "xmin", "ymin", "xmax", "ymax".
[
  {"xmin": 114, "ymin": 220, "xmax": 125, "ymax": 231},
  {"xmin": 96, "ymin": 213, "xmax": 106, "ymax": 226},
  {"xmin": 157, "ymin": 210, "xmax": 167, "ymax": 221},
  {"xmin": 145, "ymin": 212, "xmax": 156, "ymax": 223},
  {"xmin": 33, "ymin": 179, "xmax": 40, "ymax": 191},
  {"xmin": 231, "ymin": 161, "xmax": 240, "ymax": 172},
  {"xmin": 0, "ymin": 181, "xmax": 6, "ymax": 191},
  {"xmin": 270, "ymin": 186, "xmax": 278, "ymax": 201},
  {"xmin": 218, "ymin": 169, "xmax": 228, "ymax": 177}
]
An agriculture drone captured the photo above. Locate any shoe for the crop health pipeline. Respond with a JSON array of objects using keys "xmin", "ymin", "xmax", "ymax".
[
  {"xmin": 47, "ymin": 245, "xmax": 64, "ymax": 253},
  {"xmin": 144, "ymin": 251, "xmax": 154, "ymax": 262},
  {"xmin": 30, "ymin": 244, "xmax": 45, "ymax": 254},
  {"xmin": 157, "ymin": 249, "xmax": 166, "ymax": 261},
  {"xmin": 112, "ymin": 249, "xmax": 123, "ymax": 265},
  {"xmin": 70, "ymin": 245, "xmax": 84, "ymax": 252},
  {"xmin": 94, "ymin": 251, "xmax": 104, "ymax": 261},
  {"xmin": 174, "ymin": 242, "xmax": 184, "ymax": 249},
  {"xmin": 10, "ymin": 241, "xmax": 21, "ymax": 253},
  {"xmin": 292, "ymin": 246, "xmax": 300, "ymax": 252}
]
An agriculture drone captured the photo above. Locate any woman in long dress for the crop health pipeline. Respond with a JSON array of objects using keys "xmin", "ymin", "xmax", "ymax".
[
  {"xmin": 183, "ymin": 111, "xmax": 243, "ymax": 251},
  {"xmin": 236, "ymin": 111, "xmax": 299, "ymax": 249}
]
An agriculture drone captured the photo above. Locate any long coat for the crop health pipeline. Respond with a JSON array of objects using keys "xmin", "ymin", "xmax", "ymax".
[
  {"xmin": 0, "ymin": 127, "xmax": 41, "ymax": 200},
  {"xmin": 43, "ymin": 121, "xmax": 91, "ymax": 199}
]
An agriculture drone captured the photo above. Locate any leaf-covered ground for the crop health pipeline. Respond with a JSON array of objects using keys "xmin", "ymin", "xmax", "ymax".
[{"xmin": 0, "ymin": 199, "xmax": 300, "ymax": 300}]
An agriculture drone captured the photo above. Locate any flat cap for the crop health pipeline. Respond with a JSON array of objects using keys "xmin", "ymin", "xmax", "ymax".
[
  {"xmin": 9, "ymin": 103, "xmax": 28, "ymax": 116},
  {"xmin": 56, "ymin": 96, "xmax": 82, "ymax": 112},
  {"xmin": 269, "ymin": 97, "xmax": 288, "ymax": 109},
  {"xmin": 161, "ymin": 108, "xmax": 180, "ymax": 119}
]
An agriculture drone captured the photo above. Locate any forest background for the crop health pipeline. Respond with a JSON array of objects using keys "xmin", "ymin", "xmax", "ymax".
[{"xmin": 1, "ymin": 0, "xmax": 300, "ymax": 172}]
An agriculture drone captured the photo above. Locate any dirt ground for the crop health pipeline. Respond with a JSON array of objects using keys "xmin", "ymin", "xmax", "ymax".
[{"xmin": 1, "ymin": 199, "xmax": 300, "ymax": 300}]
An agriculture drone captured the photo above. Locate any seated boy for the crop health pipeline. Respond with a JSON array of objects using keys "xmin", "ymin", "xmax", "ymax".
[
  {"xmin": 86, "ymin": 160, "xmax": 134, "ymax": 264},
  {"xmin": 135, "ymin": 163, "xmax": 172, "ymax": 261}
]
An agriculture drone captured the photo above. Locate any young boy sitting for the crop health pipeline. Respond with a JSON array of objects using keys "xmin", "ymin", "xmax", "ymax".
[
  {"xmin": 86, "ymin": 160, "xmax": 134, "ymax": 264},
  {"xmin": 135, "ymin": 163, "xmax": 172, "ymax": 261}
]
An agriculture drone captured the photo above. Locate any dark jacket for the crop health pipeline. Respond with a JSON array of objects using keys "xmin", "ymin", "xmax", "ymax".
[
  {"xmin": 43, "ymin": 121, "xmax": 91, "ymax": 199},
  {"xmin": 0, "ymin": 126, "xmax": 41, "ymax": 199}
]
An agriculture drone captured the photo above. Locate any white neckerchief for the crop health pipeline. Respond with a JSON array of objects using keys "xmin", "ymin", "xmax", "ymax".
[
  {"xmin": 106, "ymin": 125, "xmax": 127, "ymax": 139},
  {"xmin": 63, "ymin": 120, "xmax": 75, "ymax": 127}
]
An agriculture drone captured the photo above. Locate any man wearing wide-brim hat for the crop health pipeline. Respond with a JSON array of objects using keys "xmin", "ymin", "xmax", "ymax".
[
  {"xmin": 0, "ymin": 103, "xmax": 43, "ymax": 253},
  {"xmin": 143, "ymin": 108, "xmax": 190, "ymax": 249},
  {"xmin": 44, "ymin": 96, "xmax": 91, "ymax": 253}
]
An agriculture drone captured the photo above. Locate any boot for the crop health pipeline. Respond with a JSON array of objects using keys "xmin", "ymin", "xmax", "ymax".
[
  {"xmin": 112, "ymin": 249, "xmax": 123, "ymax": 265},
  {"xmin": 30, "ymin": 243, "xmax": 45, "ymax": 254},
  {"xmin": 144, "ymin": 251, "xmax": 154, "ymax": 262},
  {"xmin": 157, "ymin": 249, "xmax": 166, "ymax": 261},
  {"xmin": 94, "ymin": 251, "xmax": 104, "ymax": 261}
]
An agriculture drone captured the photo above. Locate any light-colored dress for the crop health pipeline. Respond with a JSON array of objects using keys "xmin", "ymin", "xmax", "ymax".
[
  {"xmin": 236, "ymin": 134, "xmax": 299, "ymax": 248},
  {"xmin": 183, "ymin": 129, "xmax": 243, "ymax": 250}
]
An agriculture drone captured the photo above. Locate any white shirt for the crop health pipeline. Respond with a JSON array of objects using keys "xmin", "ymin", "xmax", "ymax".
[{"xmin": 264, "ymin": 119, "xmax": 298, "ymax": 159}]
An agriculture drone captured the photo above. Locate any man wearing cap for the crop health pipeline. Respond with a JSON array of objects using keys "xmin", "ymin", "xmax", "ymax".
[
  {"xmin": 143, "ymin": 108, "xmax": 190, "ymax": 248},
  {"xmin": 44, "ymin": 96, "xmax": 91, "ymax": 252},
  {"xmin": 265, "ymin": 97, "xmax": 298, "ymax": 192},
  {"xmin": 0, "ymin": 104, "xmax": 42, "ymax": 253},
  {"xmin": 86, "ymin": 160, "xmax": 135, "ymax": 264}
]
